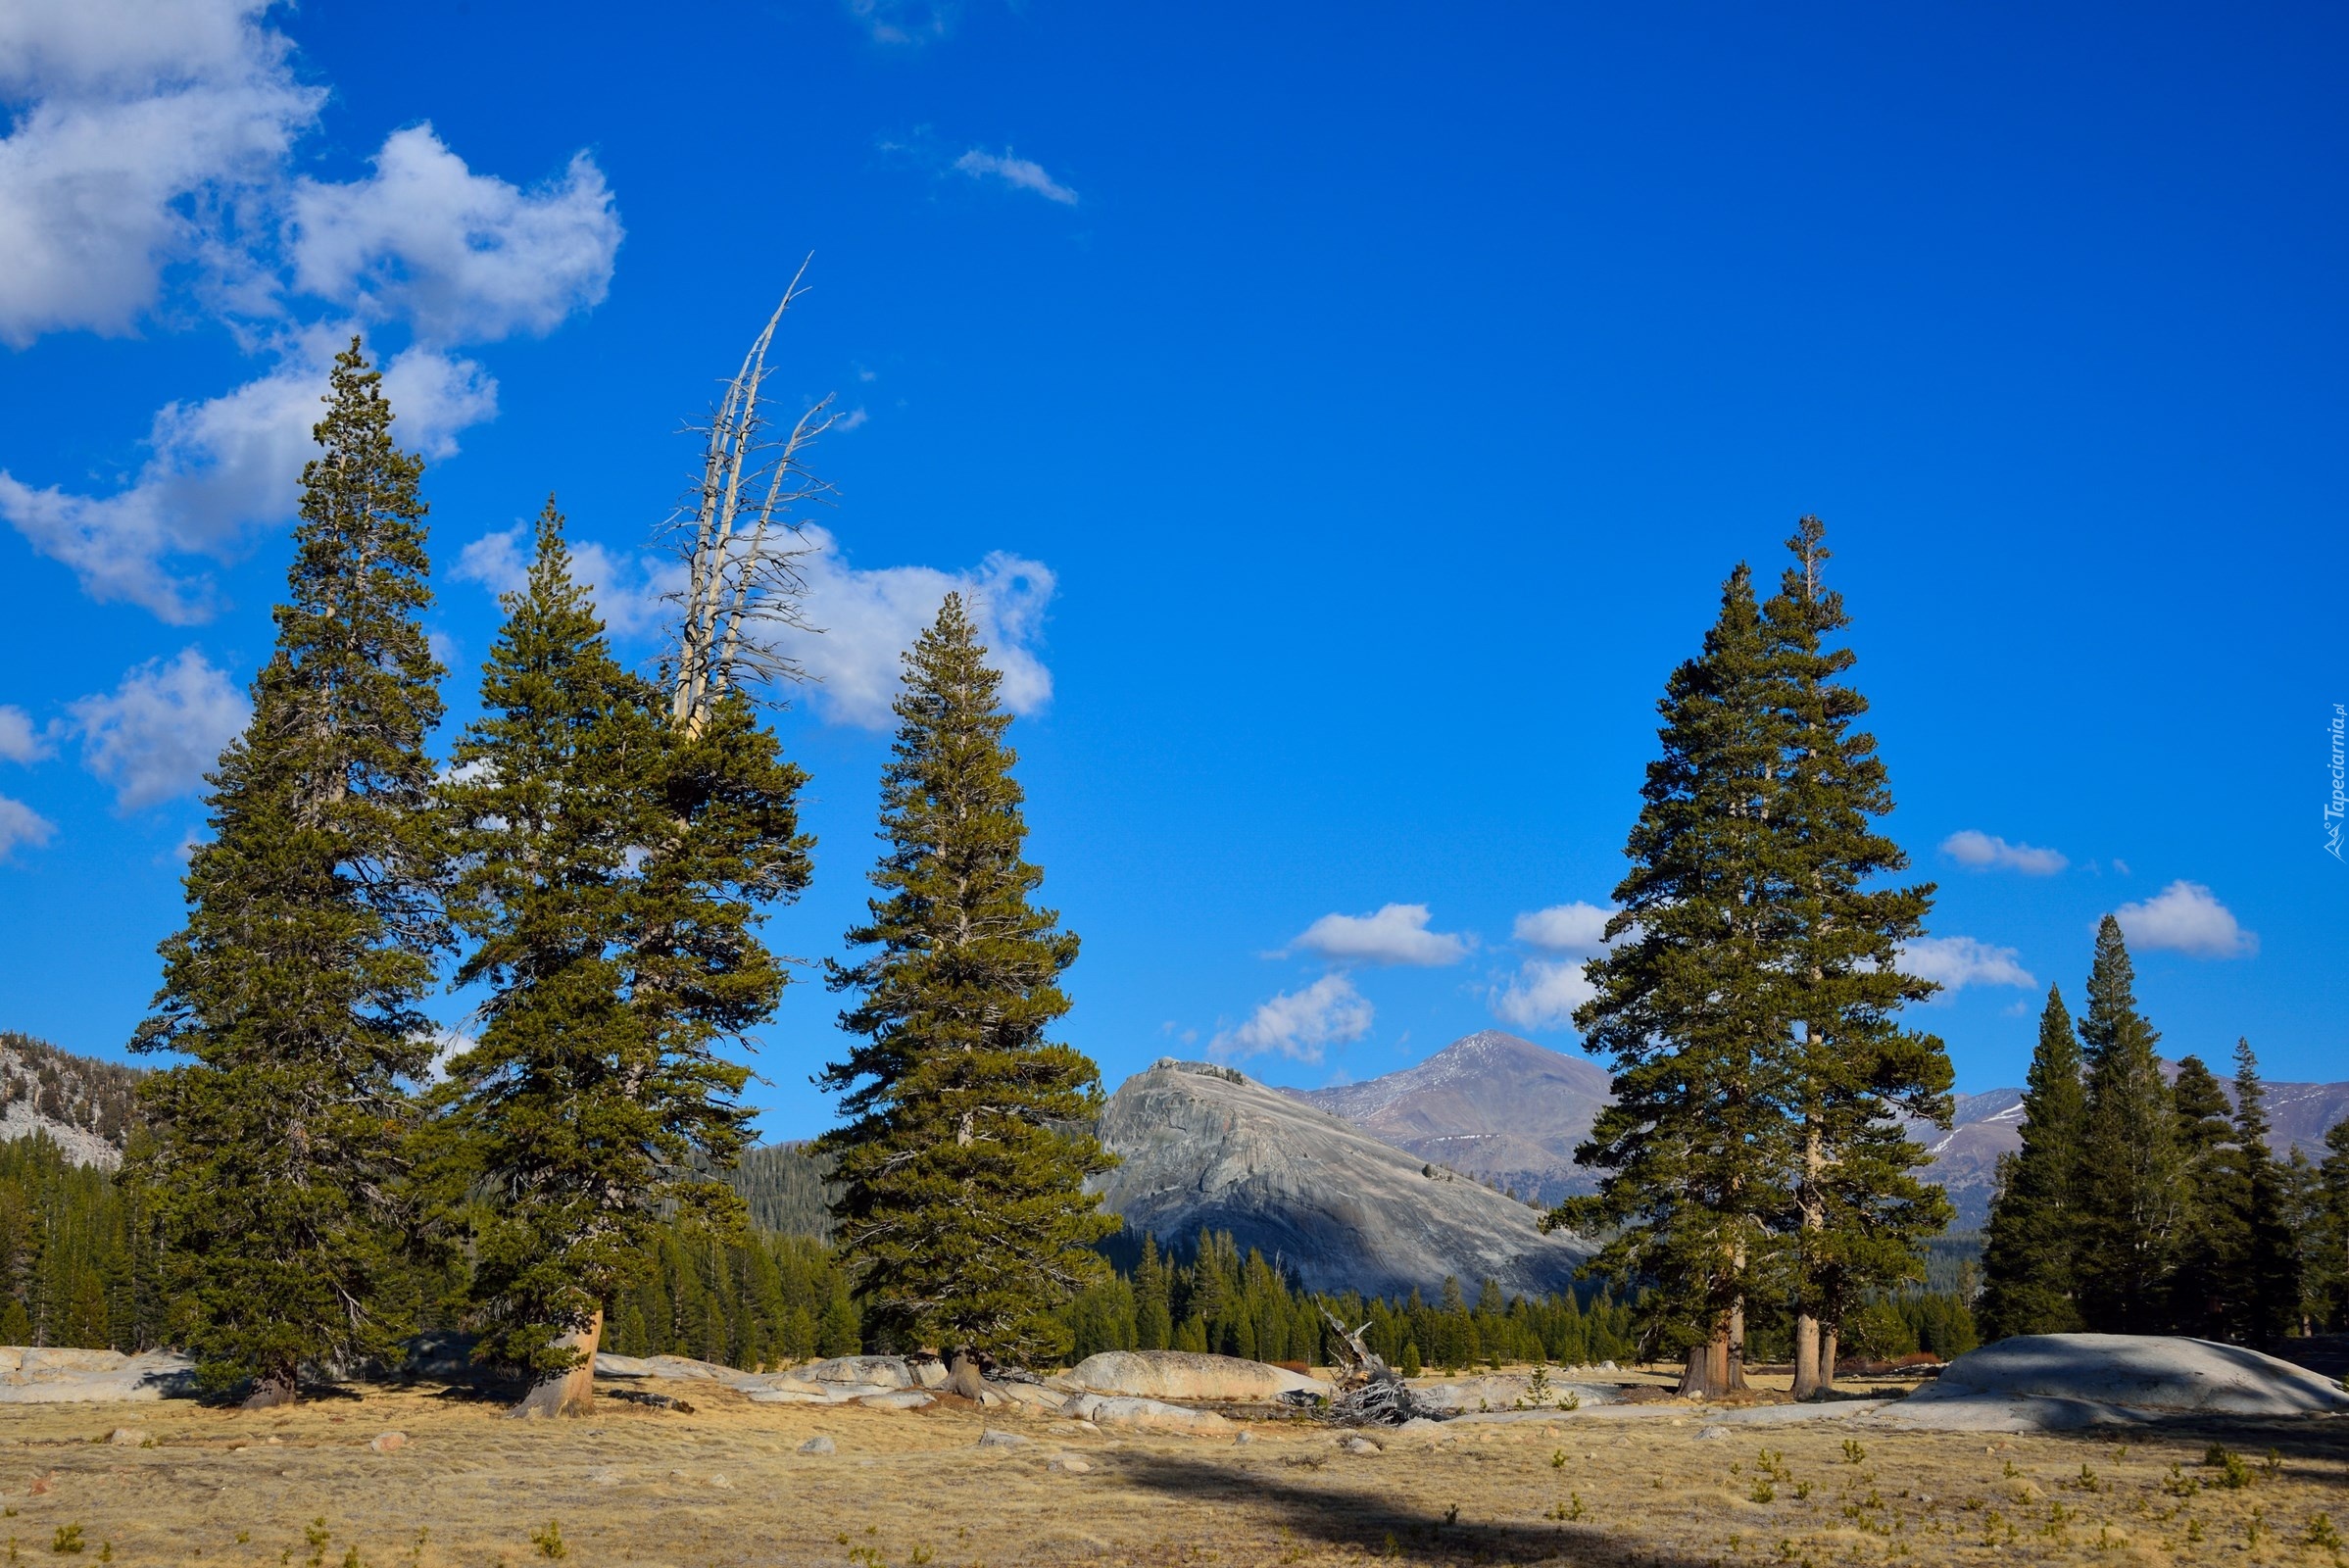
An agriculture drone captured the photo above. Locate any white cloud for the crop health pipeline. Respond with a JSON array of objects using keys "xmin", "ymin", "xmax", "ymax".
[
  {"xmin": 454, "ymin": 521, "xmax": 673, "ymax": 641},
  {"xmin": 290, "ymin": 126, "xmax": 621, "ymax": 343},
  {"xmin": 1492, "ymin": 958, "xmax": 1595, "ymax": 1032},
  {"xmin": 2114, "ymin": 880, "xmax": 2256, "ymax": 959},
  {"xmin": 0, "ymin": 1, "xmax": 615, "ymax": 620},
  {"xmin": 954, "ymin": 148, "xmax": 1078, "ymax": 206},
  {"xmin": 0, "ymin": 336, "xmax": 494, "ymax": 620},
  {"xmin": 0, "ymin": 0, "xmax": 321, "ymax": 345},
  {"xmin": 849, "ymin": 0, "xmax": 954, "ymax": 43},
  {"xmin": 1210, "ymin": 974, "xmax": 1373, "ymax": 1064},
  {"xmin": 1512, "ymin": 901, "xmax": 1613, "ymax": 954},
  {"xmin": 1899, "ymin": 935, "xmax": 2036, "ymax": 996},
  {"xmin": 424, "ymin": 1027, "xmax": 477, "ymax": 1084},
  {"xmin": 1940, "ymin": 829, "xmax": 2068, "ymax": 875},
  {"xmin": 453, "ymin": 522, "xmax": 1056, "ymax": 728},
  {"xmin": 0, "ymin": 797, "xmax": 55, "ymax": 861},
  {"xmin": 1292, "ymin": 904, "xmax": 1468, "ymax": 967},
  {"xmin": 68, "ymin": 648, "xmax": 248, "ymax": 810},
  {"xmin": 0, "ymin": 707, "xmax": 53, "ymax": 765}
]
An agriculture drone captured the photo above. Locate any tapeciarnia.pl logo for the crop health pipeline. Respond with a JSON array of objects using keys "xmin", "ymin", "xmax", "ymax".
[{"xmin": 2328, "ymin": 703, "xmax": 2345, "ymax": 861}]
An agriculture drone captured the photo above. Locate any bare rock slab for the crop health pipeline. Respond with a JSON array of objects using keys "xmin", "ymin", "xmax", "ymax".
[
  {"xmin": 1064, "ymin": 1349, "xmax": 1329, "ymax": 1402},
  {"xmin": 1881, "ymin": 1334, "xmax": 2349, "ymax": 1432}
]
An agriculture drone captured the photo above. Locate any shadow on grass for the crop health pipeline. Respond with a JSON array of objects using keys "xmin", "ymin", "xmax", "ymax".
[
  {"xmin": 1111, "ymin": 1447, "xmax": 1716, "ymax": 1566},
  {"xmin": 2015, "ymin": 1410, "xmax": 2349, "ymax": 1485}
]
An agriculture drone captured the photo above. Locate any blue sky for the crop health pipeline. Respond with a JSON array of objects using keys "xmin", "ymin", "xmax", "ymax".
[{"xmin": 0, "ymin": 1, "xmax": 2341, "ymax": 1138}]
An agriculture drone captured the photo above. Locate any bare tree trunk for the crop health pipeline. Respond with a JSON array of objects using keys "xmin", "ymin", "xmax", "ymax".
[
  {"xmin": 1820, "ymin": 1325, "xmax": 1838, "ymax": 1392},
  {"xmin": 1725, "ymin": 1298, "xmax": 1750, "ymax": 1392},
  {"xmin": 1793, "ymin": 1314, "xmax": 1822, "ymax": 1399},
  {"xmin": 1677, "ymin": 1318, "xmax": 1744, "ymax": 1398},
  {"xmin": 242, "ymin": 1373, "xmax": 297, "ymax": 1411},
  {"xmin": 508, "ymin": 1310, "xmax": 602, "ymax": 1420},
  {"xmin": 946, "ymin": 1348, "xmax": 987, "ymax": 1401}
]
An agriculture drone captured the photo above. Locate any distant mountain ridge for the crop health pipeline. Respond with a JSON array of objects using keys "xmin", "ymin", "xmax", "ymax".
[
  {"xmin": 1280, "ymin": 1032, "xmax": 2349, "ymax": 1230},
  {"xmin": 1088, "ymin": 1058, "xmax": 1593, "ymax": 1298}
]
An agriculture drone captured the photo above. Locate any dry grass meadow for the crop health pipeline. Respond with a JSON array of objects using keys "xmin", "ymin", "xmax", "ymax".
[{"xmin": 0, "ymin": 1366, "xmax": 2342, "ymax": 1568}]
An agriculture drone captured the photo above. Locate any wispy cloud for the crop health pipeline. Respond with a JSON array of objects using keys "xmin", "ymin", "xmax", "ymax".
[
  {"xmin": 848, "ymin": 0, "xmax": 955, "ymax": 44},
  {"xmin": 1941, "ymin": 829, "xmax": 2068, "ymax": 876},
  {"xmin": 68, "ymin": 648, "xmax": 248, "ymax": 811},
  {"xmin": 1210, "ymin": 974, "xmax": 1373, "ymax": 1063},
  {"xmin": 1512, "ymin": 901, "xmax": 1614, "ymax": 954},
  {"xmin": 1290, "ymin": 904, "xmax": 1468, "ymax": 967},
  {"xmin": 0, "ymin": 798, "xmax": 54, "ymax": 862},
  {"xmin": 1899, "ymin": 935, "xmax": 2036, "ymax": 996},
  {"xmin": 0, "ymin": 707, "xmax": 54, "ymax": 766},
  {"xmin": 1491, "ymin": 958, "xmax": 1595, "ymax": 1032},
  {"xmin": 2114, "ymin": 880, "xmax": 2256, "ymax": 958},
  {"xmin": 0, "ymin": 0, "xmax": 620, "ymax": 621},
  {"xmin": 953, "ymin": 147, "xmax": 1079, "ymax": 206}
]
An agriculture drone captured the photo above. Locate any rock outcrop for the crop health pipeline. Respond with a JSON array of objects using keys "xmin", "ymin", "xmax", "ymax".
[
  {"xmin": 1064, "ymin": 1349, "xmax": 1328, "ymax": 1401},
  {"xmin": 1881, "ymin": 1333, "xmax": 2349, "ymax": 1431},
  {"xmin": 0, "ymin": 1348, "xmax": 192, "ymax": 1403},
  {"xmin": 1090, "ymin": 1059, "xmax": 1592, "ymax": 1298}
]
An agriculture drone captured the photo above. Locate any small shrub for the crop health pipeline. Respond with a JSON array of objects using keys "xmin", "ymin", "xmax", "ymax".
[
  {"xmin": 1544, "ymin": 1495, "xmax": 1588, "ymax": 1521},
  {"xmin": 2307, "ymin": 1514, "xmax": 2344, "ymax": 1548},
  {"xmin": 2076, "ymin": 1464, "xmax": 2099, "ymax": 1493},
  {"xmin": 2162, "ymin": 1464, "xmax": 2199, "ymax": 1497},
  {"xmin": 529, "ymin": 1521, "xmax": 566, "ymax": 1561},
  {"xmin": 1794, "ymin": 1481, "xmax": 1813, "ymax": 1500},
  {"xmin": 1750, "ymin": 1479, "xmax": 1778, "ymax": 1504},
  {"xmin": 47, "ymin": 1528, "xmax": 80, "ymax": 1557},
  {"xmin": 2203, "ymin": 1444, "xmax": 2250, "ymax": 1490},
  {"xmin": 1550, "ymin": 1449, "xmax": 1567, "ymax": 1470},
  {"xmin": 1560, "ymin": 1391, "xmax": 1580, "ymax": 1411},
  {"xmin": 1841, "ymin": 1440, "xmax": 1866, "ymax": 1465}
]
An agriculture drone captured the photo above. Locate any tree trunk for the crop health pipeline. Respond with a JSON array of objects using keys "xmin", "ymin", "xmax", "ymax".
[
  {"xmin": 508, "ymin": 1310, "xmax": 602, "ymax": 1420},
  {"xmin": 1677, "ymin": 1322, "xmax": 1741, "ymax": 1398},
  {"xmin": 946, "ymin": 1348, "xmax": 987, "ymax": 1401},
  {"xmin": 1725, "ymin": 1298, "xmax": 1749, "ymax": 1392},
  {"xmin": 1792, "ymin": 1314, "xmax": 1823, "ymax": 1399},
  {"xmin": 1820, "ymin": 1325, "xmax": 1838, "ymax": 1392},
  {"xmin": 242, "ymin": 1372, "xmax": 297, "ymax": 1411}
]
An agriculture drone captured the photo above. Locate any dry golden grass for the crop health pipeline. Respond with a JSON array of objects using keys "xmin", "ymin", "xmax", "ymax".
[{"xmin": 0, "ymin": 1373, "xmax": 2341, "ymax": 1568}]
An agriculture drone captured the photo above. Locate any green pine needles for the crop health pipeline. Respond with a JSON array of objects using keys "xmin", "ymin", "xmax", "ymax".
[
  {"xmin": 437, "ymin": 501, "xmax": 811, "ymax": 1414},
  {"xmin": 819, "ymin": 594, "xmax": 1116, "ymax": 1375},
  {"xmin": 1977, "ymin": 987, "xmax": 2086, "ymax": 1339},
  {"xmin": 132, "ymin": 341, "xmax": 449, "ymax": 1404},
  {"xmin": 1553, "ymin": 518, "xmax": 1953, "ymax": 1398}
]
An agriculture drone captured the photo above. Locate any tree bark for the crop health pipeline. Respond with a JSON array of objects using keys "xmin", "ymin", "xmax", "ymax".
[
  {"xmin": 946, "ymin": 1348, "xmax": 987, "ymax": 1401},
  {"xmin": 242, "ymin": 1373, "xmax": 297, "ymax": 1411},
  {"xmin": 1725, "ymin": 1298, "xmax": 1749, "ymax": 1392},
  {"xmin": 1820, "ymin": 1325, "xmax": 1838, "ymax": 1392},
  {"xmin": 1676, "ymin": 1318, "xmax": 1747, "ymax": 1398},
  {"xmin": 507, "ymin": 1310, "xmax": 602, "ymax": 1420},
  {"xmin": 1792, "ymin": 1313, "xmax": 1823, "ymax": 1399}
]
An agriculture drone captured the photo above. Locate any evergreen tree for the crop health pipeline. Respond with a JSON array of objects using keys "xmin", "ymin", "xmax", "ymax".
[
  {"xmin": 1978, "ymin": 986, "xmax": 2088, "ymax": 1341},
  {"xmin": 436, "ymin": 503, "xmax": 811, "ymax": 1414},
  {"xmin": 818, "ymin": 595, "xmax": 1116, "ymax": 1384},
  {"xmin": 2226, "ymin": 1039, "xmax": 2301, "ymax": 1346},
  {"xmin": 2317, "ymin": 1120, "xmax": 2349, "ymax": 1331},
  {"xmin": 131, "ymin": 341, "xmax": 446, "ymax": 1405},
  {"xmin": 2072, "ymin": 917, "xmax": 2182, "ymax": 1333},
  {"xmin": 2165, "ymin": 1054, "xmax": 2233, "ymax": 1337},
  {"xmin": 1556, "ymin": 564, "xmax": 1793, "ymax": 1396},
  {"xmin": 1761, "ymin": 518, "xmax": 1952, "ymax": 1396}
]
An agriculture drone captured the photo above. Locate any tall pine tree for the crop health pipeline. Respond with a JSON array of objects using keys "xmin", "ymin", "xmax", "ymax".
[
  {"xmin": 1556, "ymin": 564, "xmax": 1793, "ymax": 1396},
  {"xmin": 2225, "ymin": 1039, "xmax": 2301, "ymax": 1347},
  {"xmin": 818, "ymin": 595, "xmax": 1115, "ymax": 1385},
  {"xmin": 1978, "ymin": 986, "xmax": 2086, "ymax": 1340},
  {"xmin": 2164, "ymin": 1054, "xmax": 2233, "ymax": 1337},
  {"xmin": 1761, "ymin": 518, "xmax": 1951, "ymax": 1397},
  {"xmin": 131, "ymin": 341, "xmax": 446, "ymax": 1405},
  {"xmin": 434, "ymin": 503, "xmax": 811, "ymax": 1416},
  {"xmin": 2073, "ymin": 916, "xmax": 2183, "ymax": 1333}
]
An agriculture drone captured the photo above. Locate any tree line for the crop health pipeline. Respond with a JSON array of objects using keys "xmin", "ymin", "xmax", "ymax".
[
  {"xmin": 1978, "ymin": 927, "xmax": 2349, "ymax": 1344},
  {"xmin": 127, "ymin": 304, "xmax": 1111, "ymax": 1413}
]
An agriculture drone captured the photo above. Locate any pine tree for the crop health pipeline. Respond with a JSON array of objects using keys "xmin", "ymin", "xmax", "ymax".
[
  {"xmin": 1978, "ymin": 987, "xmax": 2088, "ymax": 1341},
  {"xmin": 435, "ymin": 503, "xmax": 808, "ymax": 1416},
  {"xmin": 1762, "ymin": 518, "xmax": 1952, "ymax": 1396},
  {"xmin": 1556, "ymin": 564, "xmax": 1793, "ymax": 1396},
  {"xmin": 2072, "ymin": 916, "xmax": 2182, "ymax": 1333},
  {"xmin": 2317, "ymin": 1120, "xmax": 2349, "ymax": 1331},
  {"xmin": 131, "ymin": 341, "xmax": 446, "ymax": 1405},
  {"xmin": 818, "ymin": 595, "xmax": 1115, "ymax": 1384},
  {"xmin": 2226, "ymin": 1040, "xmax": 2301, "ymax": 1347},
  {"xmin": 2165, "ymin": 1054, "xmax": 2233, "ymax": 1337}
]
